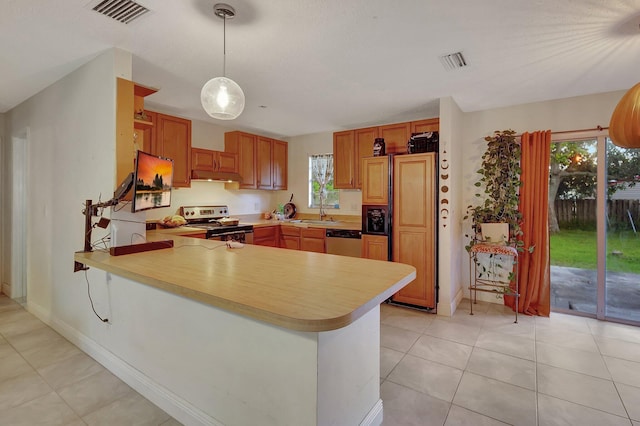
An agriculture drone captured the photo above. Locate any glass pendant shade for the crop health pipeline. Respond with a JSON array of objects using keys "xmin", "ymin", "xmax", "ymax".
[{"xmin": 201, "ymin": 76, "xmax": 245, "ymax": 120}]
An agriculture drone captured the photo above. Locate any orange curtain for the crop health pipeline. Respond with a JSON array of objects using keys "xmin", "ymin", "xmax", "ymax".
[{"xmin": 505, "ymin": 130, "xmax": 551, "ymax": 316}]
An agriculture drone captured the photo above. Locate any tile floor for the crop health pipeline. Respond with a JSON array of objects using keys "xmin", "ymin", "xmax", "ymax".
[
  {"xmin": 0, "ymin": 295, "xmax": 181, "ymax": 426},
  {"xmin": 2, "ymin": 293, "xmax": 640, "ymax": 426},
  {"xmin": 380, "ymin": 300, "xmax": 640, "ymax": 426}
]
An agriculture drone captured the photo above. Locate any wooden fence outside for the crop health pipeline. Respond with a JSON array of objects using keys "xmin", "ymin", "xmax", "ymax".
[{"xmin": 554, "ymin": 199, "xmax": 640, "ymax": 229}]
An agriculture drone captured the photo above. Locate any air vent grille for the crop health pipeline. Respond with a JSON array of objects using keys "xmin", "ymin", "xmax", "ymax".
[
  {"xmin": 92, "ymin": 0, "xmax": 150, "ymax": 24},
  {"xmin": 439, "ymin": 52, "xmax": 468, "ymax": 70}
]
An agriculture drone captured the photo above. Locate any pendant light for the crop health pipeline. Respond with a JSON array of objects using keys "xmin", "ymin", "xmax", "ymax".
[
  {"xmin": 609, "ymin": 81, "xmax": 640, "ymax": 148},
  {"xmin": 201, "ymin": 3, "xmax": 245, "ymax": 120}
]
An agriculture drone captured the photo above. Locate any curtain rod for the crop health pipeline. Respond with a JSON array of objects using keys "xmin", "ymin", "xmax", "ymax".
[{"xmin": 515, "ymin": 125, "xmax": 608, "ymax": 138}]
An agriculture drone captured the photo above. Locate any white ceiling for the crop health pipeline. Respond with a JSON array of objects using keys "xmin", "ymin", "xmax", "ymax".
[{"xmin": 2, "ymin": 0, "xmax": 640, "ymax": 138}]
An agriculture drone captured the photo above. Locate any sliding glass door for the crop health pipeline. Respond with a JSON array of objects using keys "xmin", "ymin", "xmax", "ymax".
[
  {"xmin": 549, "ymin": 132, "xmax": 640, "ymax": 325},
  {"xmin": 605, "ymin": 138, "xmax": 640, "ymax": 323}
]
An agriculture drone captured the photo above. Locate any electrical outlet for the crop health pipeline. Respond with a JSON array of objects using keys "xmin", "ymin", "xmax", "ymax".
[{"xmin": 254, "ymin": 202, "xmax": 259, "ymax": 211}]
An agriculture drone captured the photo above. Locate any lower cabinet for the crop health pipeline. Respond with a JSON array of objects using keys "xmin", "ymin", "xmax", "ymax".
[
  {"xmin": 280, "ymin": 226, "xmax": 301, "ymax": 250},
  {"xmin": 362, "ymin": 235, "xmax": 388, "ymax": 261},
  {"xmin": 253, "ymin": 226, "xmax": 279, "ymax": 247},
  {"xmin": 300, "ymin": 228, "xmax": 326, "ymax": 253}
]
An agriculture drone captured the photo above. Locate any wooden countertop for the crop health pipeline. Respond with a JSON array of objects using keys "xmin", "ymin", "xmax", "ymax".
[{"xmin": 74, "ymin": 235, "xmax": 415, "ymax": 332}]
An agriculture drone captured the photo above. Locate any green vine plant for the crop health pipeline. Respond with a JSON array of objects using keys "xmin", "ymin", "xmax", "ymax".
[{"xmin": 464, "ymin": 129, "xmax": 535, "ymax": 255}]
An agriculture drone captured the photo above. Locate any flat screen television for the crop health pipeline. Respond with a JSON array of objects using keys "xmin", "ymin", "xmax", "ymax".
[{"xmin": 131, "ymin": 150, "xmax": 174, "ymax": 213}]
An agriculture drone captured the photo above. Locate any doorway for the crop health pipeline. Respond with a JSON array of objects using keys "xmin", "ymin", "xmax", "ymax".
[
  {"xmin": 549, "ymin": 131, "xmax": 640, "ymax": 325},
  {"xmin": 10, "ymin": 129, "xmax": 28, "ymax": 304}
]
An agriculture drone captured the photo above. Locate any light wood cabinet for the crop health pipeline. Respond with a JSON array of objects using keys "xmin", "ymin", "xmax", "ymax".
[
  {"xmin": 361, "ymin": 156, "xmax": 389, "ymax": 205},
  {"xmin": 192, "ymin": 148, "xmax": 238, "ymax": 174},
  {"xmin": 225, "ymin": 131, "xmax": 257, "ymax": 189},
  {"xmin": 355, "ymin": 127, "xmax": 379, "ymax": 189},
  {"xmin": 392, "ymin": 153, "xmax": 437, "ymax": 309},
  {"xmin": 254, "ymin": 226, "xmax": 279, "ymax": 247},
  {"xmin": 333, "ymin": 127, "xmax": 378, "ymax": 190},
  {"xmin": 333, "ymin": 130, "xmax": 356, "ymax": 189},
  {"xmin": 225, "ymin": 131, "xmax": 287, "ymax": 190},
  {"xmin": 153, "ymin": 112, "xmax": 192, "ymax": 188},
  {"xmin": 333, "ymin": 118, "xmax": 438, "ymax": 191},
  {"xmin": 362, "ymin": 235, "xmax": 388, "ymax": 261},
  {"xmin": 280, "ymin": 225, "xmax": 301, "ymax": 250},
  {"xmin": 257, "ymin": 136, "xmax": 273, "ymax": 190},
  {"xmin": 301, "ymin": 228, "xmax": 326, "ymax": 253},
  {"xmin": 379, "ymin": 122, "xmax": 411, "ymax": 155},
  {"xmin": 411, "ymin": 118, "xmax": 440, "ymax": 134},
  {"xmin": 272, "ymin": 139, "xmax": 288, "ymax": 190}
]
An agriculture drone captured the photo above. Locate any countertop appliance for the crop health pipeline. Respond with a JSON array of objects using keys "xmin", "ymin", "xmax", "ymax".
[
  {"xmin": 181, "ymin": 205, "xmax": 253, "ymax": 243},
  {"xmin": 325, "ymin": 229, "xmax": 362, "ymax": 258}
]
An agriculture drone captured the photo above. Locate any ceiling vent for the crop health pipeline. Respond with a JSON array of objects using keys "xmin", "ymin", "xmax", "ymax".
[
  {"xmin": 91, "ymin": 0, "xmax": 150, "ymax": 24},
  {"xmin": 439, "ymin": 52, "xmax": 468, "ymax": 71}
]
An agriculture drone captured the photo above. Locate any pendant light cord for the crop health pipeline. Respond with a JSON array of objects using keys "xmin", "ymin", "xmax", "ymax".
[{"xmin": 222, "ymin": 13, "xmax": 226, "ymax": 77}]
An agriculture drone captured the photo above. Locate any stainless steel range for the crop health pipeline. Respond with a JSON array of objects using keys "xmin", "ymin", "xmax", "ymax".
[{"xmin": 181, "ymin": 206, "xmax": 254, "ymax": 243}]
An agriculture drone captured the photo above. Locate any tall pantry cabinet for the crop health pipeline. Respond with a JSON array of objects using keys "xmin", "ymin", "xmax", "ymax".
[{"xmin": 392, "ymin": 153, "xmax": 437, "ymax": 309}]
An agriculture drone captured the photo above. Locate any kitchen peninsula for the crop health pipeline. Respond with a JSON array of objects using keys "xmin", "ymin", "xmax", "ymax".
[{"xmin": 74, "ymin": 235, "xmax": 416, "ymax": 426}]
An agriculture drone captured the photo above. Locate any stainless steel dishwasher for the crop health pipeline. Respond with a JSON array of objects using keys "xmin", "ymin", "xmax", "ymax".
[{"xmin": 325, "ymin": 229, "xmax": 362, "ymax": 257}]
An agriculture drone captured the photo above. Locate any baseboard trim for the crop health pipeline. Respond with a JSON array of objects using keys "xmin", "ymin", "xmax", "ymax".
[
  {"xmin": 26, "ymin": 301, "xmax": 222, "ymax": 426},
  {"xmin": 360, "ymin": 399, "xmax": 383, "ymax": 426},
  {"xmin": 451, "ymin": 287, "xmax": 464, "ymax": 314}
]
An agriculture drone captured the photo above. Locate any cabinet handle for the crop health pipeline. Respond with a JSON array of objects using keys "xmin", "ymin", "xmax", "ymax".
[{"xmin": 213, "ymin": 159, "xmax": 217, "ymax": 171}]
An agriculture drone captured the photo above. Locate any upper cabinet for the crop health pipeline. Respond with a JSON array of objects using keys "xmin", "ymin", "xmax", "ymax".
[
  {"xmin": 225, "ymin": 131, "xmax": 257, "ymax": 189},
  {"xmin": 411, "ymin": 118, "xmax": 440, "ymax": 134},
  {"xmin": 379, "ymin": 122, "xmax": 411, "ymax": 154},
  {"xmin": 154, "ymin": 112, "xmax": 192, "ymax": 188},
  {"xmin": 192, "ymin": 148, "xmax": 238, "ymax": 174},
  {"xmin": 333, "ymin": 118, "xmax": 439, "ymax": 190},
  {"xmin": 225, "ymin": 131, "xmax": 287, "ymax": 190},
  {"xmin": 333, "ymin": 130, "xmax": 356, "ymax": 189}
]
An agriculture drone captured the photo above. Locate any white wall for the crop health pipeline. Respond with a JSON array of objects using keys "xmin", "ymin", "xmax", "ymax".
[
  {"xmin": 458, "ymin": 90, "xmax": 625, "ymax": 303},
  {"xmin": 286, "ymin": 131, "xmax": 362, "ymax": 216},
  {"xmin": 437, "ymin": 97, "xmax": 465, "ymax": 315},
  {"xmin": 3, "ymin": 47, "xmax": 128, "ymax": 321}
]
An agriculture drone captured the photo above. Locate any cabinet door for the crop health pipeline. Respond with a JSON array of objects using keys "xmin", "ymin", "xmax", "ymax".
[
  {"xmin": 411, "ymin": 118, "xmax": 439, "ymax": 134},
  {"xmin": 257, "ymin": 136, "xmax": 273, "ymax": 189},
  {"xmin": 301, "ymin": 228, "xmax": 325, "ymax": 253},
  {"xmin": 192, "ymin": 148, "xmax": 214, "ymax": 170},
  {"xmin": 225, "ymin": 132, "xmax": 257, "ymax": 189},
  {"xmin": 272, "ymin": 139, "xmax": 288, "ymax": 190},
  {"xmin": 156, "ymin": 113, "xmax": 191, "ymax": 187},
  {"xmin": 217, "ymin": 151, "xmax": 238, "ymax": 173},
  {"xmin": 361, "ymin": 156, "xmax": 389, "ymax": 205},
  {"xmin": 254, "ymin": 226, "xmax": 278, "ymax": 246},
  {"xmin": 362, "ymin": 235, "xmax": 388, "ymax": 261},
  {"xmin": 392, "ymin": 153, "xmax": 436, "ymax": 308},
  {"xmin": 280, "ymin": 235, "xmax": 300, "ymax": 250},
  {"xmin": 355, "ymin": 127, "xmax": 379, "ymax": 189},
  {"xmin": 301, "ymin": 237, "xmax": 325, "ymax": 253},
  {"xmin": 379, "ymin": 122, "xmax": 410, "ymax": 155},
  {"xmin": 333, "ymin": 130, "xmax": 355, "ymax": 189}
]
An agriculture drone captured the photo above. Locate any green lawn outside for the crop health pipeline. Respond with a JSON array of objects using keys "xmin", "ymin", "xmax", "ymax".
[{"xmin": 550, "ymin": 229, "xmax": 640, "ymax": 274}]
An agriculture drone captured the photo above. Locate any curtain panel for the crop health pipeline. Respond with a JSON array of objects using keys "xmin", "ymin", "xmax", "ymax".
[{"xmin": 505, "ymin": 130, "xmax": 552, "ymax": 316}]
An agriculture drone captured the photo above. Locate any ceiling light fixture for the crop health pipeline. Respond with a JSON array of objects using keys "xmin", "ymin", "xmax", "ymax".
[{"xmin": 201, "ymin": 3, "xmax": 245, "ymax": 120}]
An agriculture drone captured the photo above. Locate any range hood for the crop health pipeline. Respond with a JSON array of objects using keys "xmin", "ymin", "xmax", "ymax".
[{"xmin": 191, "ymin": 170, "xmax": 243, "ymax": 182}]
